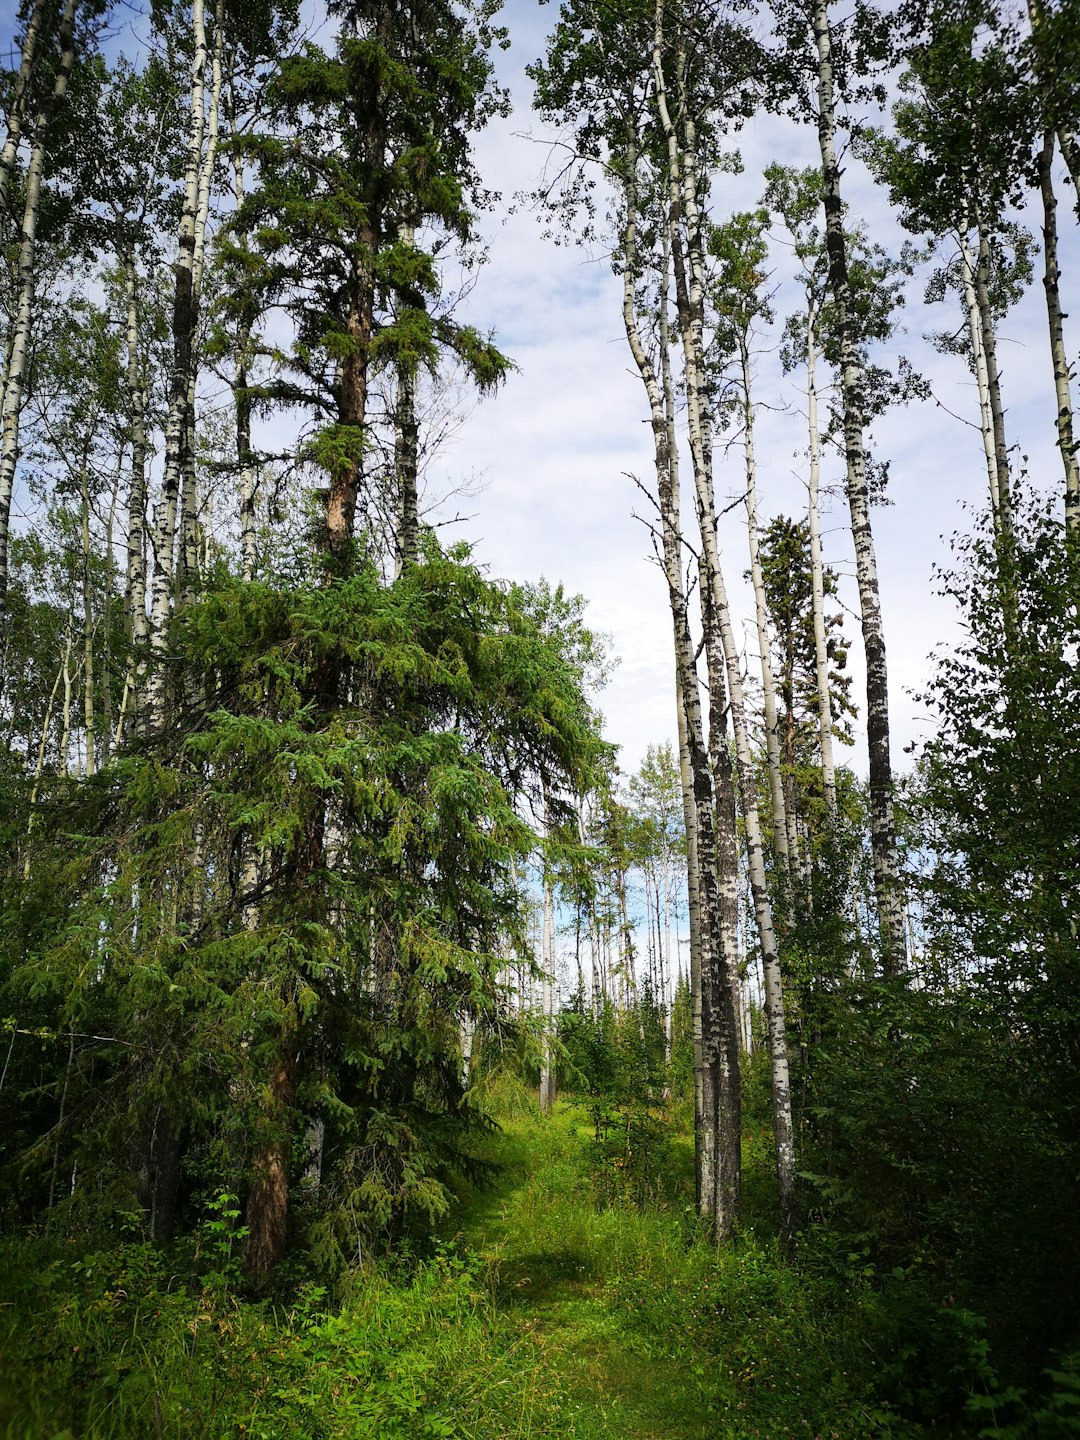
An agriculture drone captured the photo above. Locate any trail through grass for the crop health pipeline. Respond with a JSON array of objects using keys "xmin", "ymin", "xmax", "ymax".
[
  {"xmin": 0, "ymin": 1095, "xmax": 920, "ymax": 1438},
  {"xmin": 441, "ymin": 1097, "xmax": 910, "ymax": 1440}
]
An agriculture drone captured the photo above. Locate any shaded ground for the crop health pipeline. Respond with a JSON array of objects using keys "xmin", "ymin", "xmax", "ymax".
[{"xmin": 444, "ymin": 1110, "xmax": 759, "ymax": 1440}]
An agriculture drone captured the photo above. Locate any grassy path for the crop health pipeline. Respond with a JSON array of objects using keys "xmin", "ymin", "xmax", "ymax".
[
  {"xmin": 447, "ymin": 1106, "xmax": 715, "ymax": 1440},
  {"xmin": 441, "ymin": 1101, "xmax": 909, "ymax": 1440}
]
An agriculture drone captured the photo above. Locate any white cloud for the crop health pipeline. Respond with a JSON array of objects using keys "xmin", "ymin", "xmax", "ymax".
[{"xmin": 423, "ymin": 0, "xmax": 1079, "ymax": 784}]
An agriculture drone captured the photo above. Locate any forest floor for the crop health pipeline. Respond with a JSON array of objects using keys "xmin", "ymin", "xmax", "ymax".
[
  {"xmin": 0, "ymin": 1091, "xmax": 928, "ymax": 1439},
  {"xmin": 436, "ymin": 1091, "xmax": 913, "ymax": 1440},
  {"xmin": 446, "ymin": 1104, "xmax": 717, "ymax": 1440}
]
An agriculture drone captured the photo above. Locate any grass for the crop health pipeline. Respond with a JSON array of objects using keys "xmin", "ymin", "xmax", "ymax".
[
  {"xmin": 441, "ymin": 1096, "xmax": 918, "ymax": 1440},
  {"xmin": 0, "ymin": 1089, "xmax": 929, "ymax": 1439}
]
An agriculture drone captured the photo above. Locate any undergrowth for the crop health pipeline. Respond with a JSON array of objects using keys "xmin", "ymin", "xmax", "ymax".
[{"xmin": 0, "ymin": 1082, "xmax": 1069, "ymax": 1438}]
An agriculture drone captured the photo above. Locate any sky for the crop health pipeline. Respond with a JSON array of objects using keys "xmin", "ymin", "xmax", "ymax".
[
  {"xmin": 1, "ymin": 0, "xmax": 1072, "ymax": 791},
  {"xmin": 414, "ymin": 0, "xmax": 1077, "ymax": 785}
]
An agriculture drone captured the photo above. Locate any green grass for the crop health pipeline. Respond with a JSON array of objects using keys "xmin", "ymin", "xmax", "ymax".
[
  {"xmin": 441, "ymin": 1099, "xmax": 917, "ymax": 1440},
  {"xmin": 0, "ymin": 1093, "xmax": 928, "ymax": 1439}
]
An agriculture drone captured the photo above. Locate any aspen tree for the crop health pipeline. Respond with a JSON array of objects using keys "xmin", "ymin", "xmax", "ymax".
[
  {"xmin": 147, "ymin": 0, "xmax": 211, "ymax": 719},
  {"xmin": 0, "ymin": 0, "xmax": 77, "ymax": 615},
  {"xmin": 614, "ymin": 122, "xmax": 734, "ymax": 1228},
  {"xmin": 1026, "ymin": 0, "xmax": 1080, "ymax": 221},
  {"xmin": 868, "ymin": 6, "xmax": 1034, "ymax": 564},
  {"xmin": 652, "ymin": 2, "xmax": 796, "ymax": 1241},
  {"xmin": 764, "ymin": 165, "xmax": 840, "ymax": 819},
  {"xmin": 177, "ymin": 0, "xmax": 225, "ymax": 611},
  {"xmin": 807, "ymin": 0, "xmax": 905, "ymax": 973},
  {"xmin": 1036, "ymin": 131, "xmax": 1079, "ymax": 533},
  {"xmin": 708, "ymin": 210, "xmax": 794, "ymax": 887},
  {"xmin": 0, "ymin": 0, "xmax": 50, "ymax": 207}
]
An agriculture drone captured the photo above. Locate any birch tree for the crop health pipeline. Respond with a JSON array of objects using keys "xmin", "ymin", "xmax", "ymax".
[
  {"xmin": 0, "ymin": 0, "xmax": 78, "ymax": 618},
  {"xmin": 707, "ymin": 209, "xmax": 794, "ymax": 893},
  {"xmin": 768, "ymin": 0, "xmax": 906, "ymax": 972}
]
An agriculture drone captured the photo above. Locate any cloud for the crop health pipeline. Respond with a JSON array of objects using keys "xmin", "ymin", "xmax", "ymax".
[{"xmin": 428, "ymin": 0, "xmax": 1079, "ymax": 782}]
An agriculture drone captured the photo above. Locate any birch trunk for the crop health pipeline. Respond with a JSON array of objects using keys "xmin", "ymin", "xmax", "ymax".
[
  {"xmin": 958, "ymin": 224, "xmax": 1005, "ymax": 538},
  {"xmin": 119, "ymin": 252, "xmax": 149, "ymax": 736},
  {"xmin": 972, "ymin": 221, "xmax": 1013, "ymax": 545},
  {"xmin": 1027, "ymin": 0, "xmax": 1080, "ymax": 222},
  {"xmin": 178, "ymin": 2, "xmax": 224, "ymax": 611},
  {"xmin": 811, "ymin": 0, "xmax": 905, "ymax": 975},
  {"xmin": 619, "ymin": 137, "xmax": 727, "ymax": 1223},
  {"xmin": 0, "ymin": 0, "xmax": 48, "ymax": 207},
  {"xmin": 653, "ymin": 19, "xmax": 792, "ymax": 1240},
  {"xmin": 739, "ymin": 335, "xmax": 791, "ymax": 886},
  {"xmin": 1036, "ymin": 130, "xmax": 1080, "ymax": 535},
  {"xmin": 0, "ymin": 0, "xmax": 76, "ymax": 613},
  {"xmin": 80, "ymin": 458, "xmax": 96, "ymax": 776},
  {"xmin": 148, "ymin": 0, "xmax": 208, "ymax": 716},
  {"xmin": 227, "ymin": 95, "xmax": 259, "ymax": 582},
  {"xmin": 59, "ymin": 630, "xmax": 73, "ymax": 777},
  {"xmin": 699, "ymin": 583, "xmax": 747, "ymax": 1236},
  {"xmin": 805, "ymin": 316, "xmax": 838, "ymax": 818},
  {"xmin": 100, "ymin": 461, "xmax": 120, "ymax": 763}
]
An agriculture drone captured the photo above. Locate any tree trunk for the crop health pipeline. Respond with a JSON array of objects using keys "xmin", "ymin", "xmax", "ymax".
[
  {"xmin": 623, "ymin": 115, "xmax": 740, "ymax": 1231},
  {"xmin": 540, "ymin": 876, "xmax": 556, "ymax": 1114},
  {"xmin": 653, "ymin": 22, "xmax": 791, "ymax": 1240},
  {"xmin": 177, "ymin": 0, "xmax": 224, "ymax": 611},
  {"xmin": 80, "ymin": 457, "xmax": 96, "ymax": 776},
  {"xmin": 0, "ymin": 0, "xmax": 76, "ymax": 615},
  {"xmin": 226, "ymin": 87, "xmax": 259, "ymax": 583},
  {"xmin": 0, "ymin": 0, "xmax": 48, "ymax": 208},
  {"xmin": 739, "ymin": 334, "xmax": 791, "ymax": 887},
  {"xmin": 245, "ymin": 1050, "xmax": 297, "ymax": 1277},
  {"xmin": 971, "ymin": 220, "xmax": 1013, "ymax": 546},
  {"xmin": 957, "ymin": 224, "xmax": 1006, "ymax": 542},
  {"xmin": 805, "ymin": 314, "xmax": 838, "ymax": 818},
  {"xmin": 1036, "ymin": 130, "xmax": 1080, "ymax": 535},
  {"xmin": 394, "ymin": 361, "xmax": 419, "ymax": 575},
  {"xmin": 118, "ymin": 252, "xmax": 150, "ymax": 738},
  {"xmin": 811, "ymin": 0, "xmax": 904, "ymax": 975},
  {"xmin": 148, "ymin": 0, "xmax": 209, "ymax": 719}
]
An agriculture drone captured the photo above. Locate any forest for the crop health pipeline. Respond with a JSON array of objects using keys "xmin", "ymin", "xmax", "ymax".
[{"xmin": 0, "ymin": 0, "xmax": 1078, "ymax": 1434}]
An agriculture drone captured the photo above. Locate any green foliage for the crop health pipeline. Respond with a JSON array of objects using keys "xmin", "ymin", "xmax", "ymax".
[
  {"xmin": 558, "ymin": 995, "xmax": 671, "ymax": 1208},
  {"xmin": 0, "ymin": 550, "xmax": 606, "ymax": 1267},
  {"xmin": 0, "ymin": 1232, "xmax": 582, "ymax": 1439}
]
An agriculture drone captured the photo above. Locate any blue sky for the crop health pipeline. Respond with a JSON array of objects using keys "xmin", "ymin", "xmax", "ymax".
[
  {"xmin": 2, "ymin": 0, "xmax": 1073, "ymax": 787},
  {"xmin": 420, "ymin": 0, "xmax": 1078, "ymax": 784}
]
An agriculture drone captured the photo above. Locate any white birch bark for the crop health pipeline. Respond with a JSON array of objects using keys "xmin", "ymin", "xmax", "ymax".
[
  {"xmin": 653, "ymin": 13, "xmax": 793, "ymax": 1241},
  {"xmin": 620, "ymin": 133, "xmax": 727, "ymax": 1225},
  {"xmin": 972, "ymin": 221, "xmax": 1013, "ymax": 546},
  {"xmin": 0, "ymin": 0, "xmax": 76, "ymax": 612},
  {"xmin": 227, "ymin": 86, "xmax": 259, "ymax": 582},
  {"xmin": 148, "ymin": 0, "xmax": 209, "ymax": 717},
  {"xmin": 805, "ymin": 315, "xmax": 838, "ymax": 818},
  {"xmin": 957, "ymin": 225, "xmax": 1004, "ymax": 536},
  {"xmin": 811, "ymin": 0, "xmax": 905, "ymax": 974},
  {"xmin": 60, "ymin": 632, "xmax": 74, "ymax": 778},
  {"xmin": 1036, "ymin": 130, "xmax": 1080, "ymax": 534},
  {"xmin": 739, "ymin": 334, "xmax": 791, "ymax": 887},
  {"xmin": 1027, "ymin": 0, "xmax": 1080, "ymax": 223},
  {"xmin": 118, "ymin": 252, "xmax": 149, "ymax": 737},
  {"xmin": 80, "ymin": 457, "xmax": 96, "ymax": 776},
  {"xmin": 178, "ymin": 0, "xmax": 224, "ymax": 610},
  {"xmin": 0, "ymin": 0, "xmax": 48, "ymax": 208}
]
